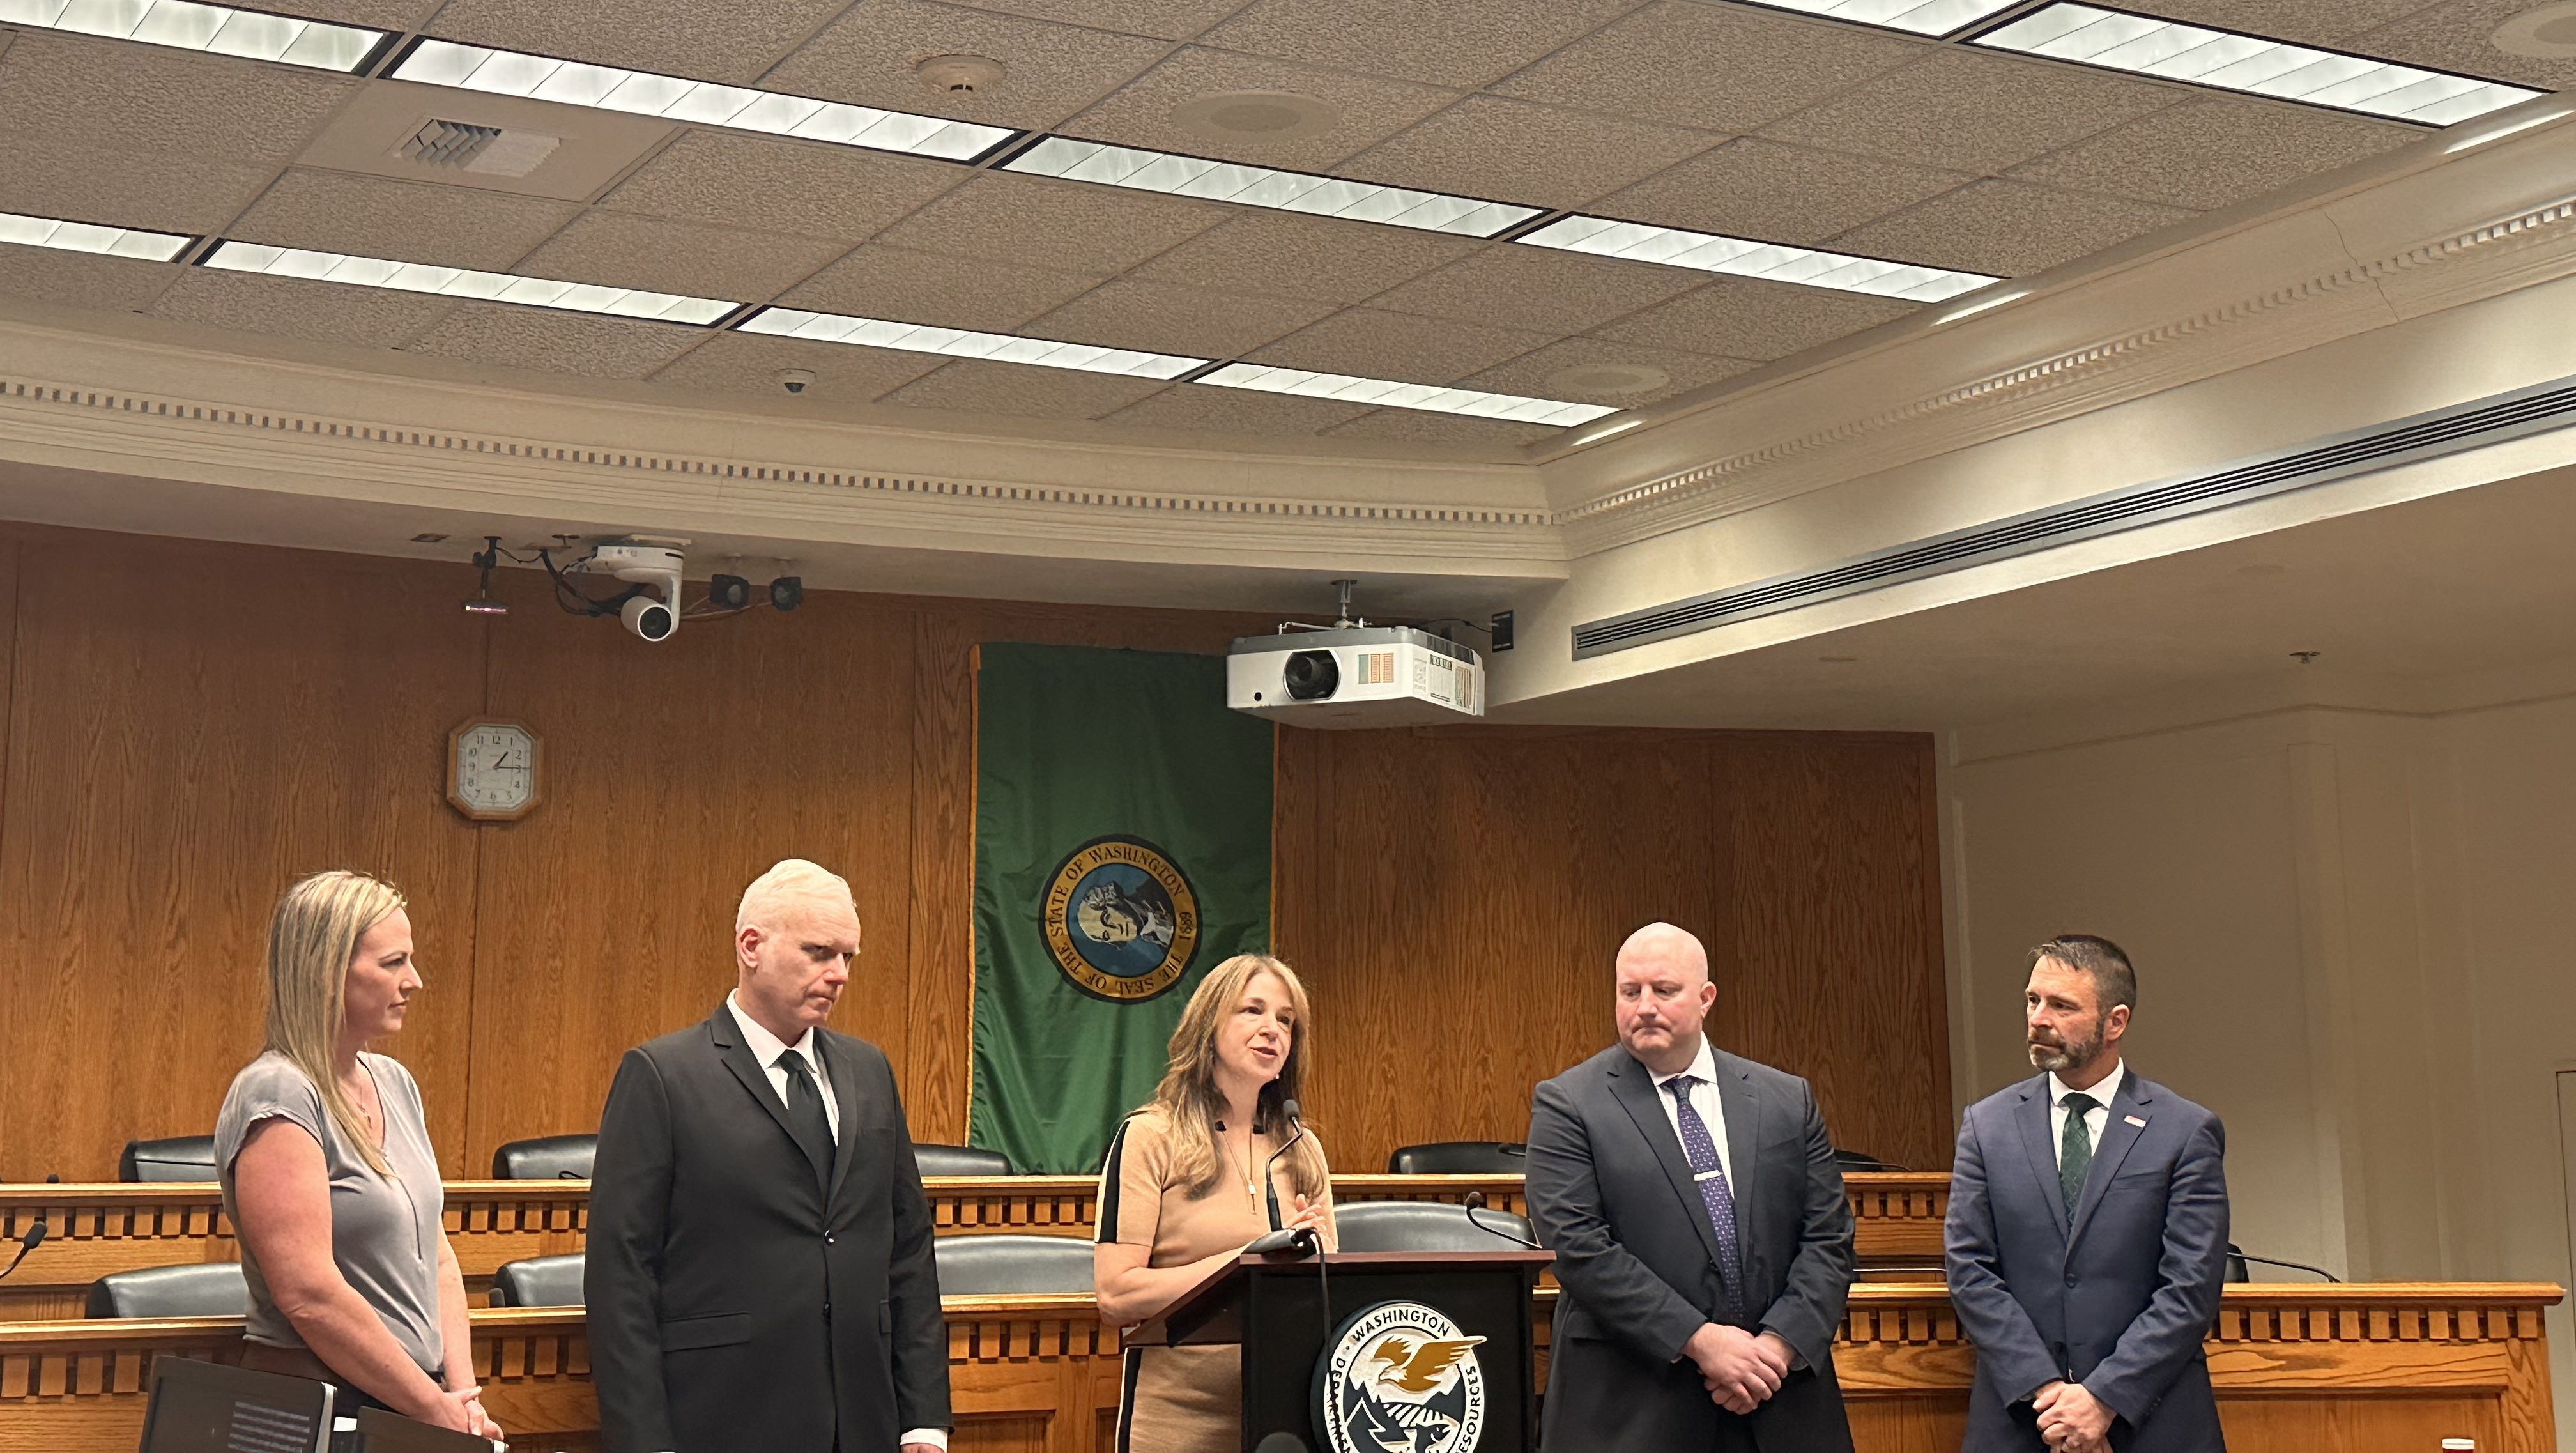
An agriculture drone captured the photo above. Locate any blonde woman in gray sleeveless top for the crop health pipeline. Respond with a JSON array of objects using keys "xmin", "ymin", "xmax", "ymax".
[{"xmin": 214, "ymin": 870, "xmax": 501, "ymax": 1440}]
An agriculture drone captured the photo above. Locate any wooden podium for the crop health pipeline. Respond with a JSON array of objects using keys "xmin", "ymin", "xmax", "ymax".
[{"xmin": 1128, "ymin": 1247, "xmax": 1554, "ymax": 1453}]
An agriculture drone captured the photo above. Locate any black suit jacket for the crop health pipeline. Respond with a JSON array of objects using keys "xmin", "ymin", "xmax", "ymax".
[
  {"xmin": 586, "ymin": 1005, "xmax": 949, "ymax": 1453},
  {"xmin": 1525, "ymin": 1043, "xmax": 1856, "ymax": 1453}
]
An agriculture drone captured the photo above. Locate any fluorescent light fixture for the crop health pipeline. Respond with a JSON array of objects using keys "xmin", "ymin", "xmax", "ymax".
[
  {"xmin": 1975, "ymin": 4, "xmax": 2543, "ymax": 126},
  {"xmin": 741, "ymin": 307, "xmax": 1206, "ymax": 378},
  {"xmin": 0, "ymin": 0, "xmax": 385, "ymax": 70},
  {"xmin": 1738, "ymin": 0, "xmax": 2022, "ymax": 38},
  {"xmin": 1197, "ymin": 363, "xmax": 1617, "ymax": 427},
  {"xmin": 1936, "ymin": 288, "xmax": 2030, "ymax": 323},
  {"xmin": 2444, "ymin": 104, "xmax": 2574, "ymax": 153},
  {"xmin": 1002, "ymin": 136, "xmax": 1542, "ymax": 238},
  {"xmin": 1517, "ymin": 216, "xmax": 1997, "ymax": 302},
  {"xmin": 0, "ymin": 210, "xmax": 192, "ymax": 261},
  {"xmin": 391, "ymin": 38, "xmax": 1015, "ymax": 162},
  {"xmin": 201, "ymin": 240, "xmax": 736, "ymax": 323}
]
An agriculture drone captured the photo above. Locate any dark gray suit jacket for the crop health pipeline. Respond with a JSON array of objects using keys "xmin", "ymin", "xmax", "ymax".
[
  {"xmin": 1945, "ymin": 1071, "xmax": 2229, "ymax": 1452},
  {"xmin": 586, "ymin": 1005, "xmax": 949, "ymax": 1453},
  {"xmin": 1525, "ymin": 1043, "xmax": 1856, "ymax": 1453}
]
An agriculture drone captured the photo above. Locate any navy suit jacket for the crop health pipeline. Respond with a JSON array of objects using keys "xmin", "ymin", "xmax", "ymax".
[{"xmin": 1944, "ymin": 1070, "xmax": 2230, "ymax": 1452}]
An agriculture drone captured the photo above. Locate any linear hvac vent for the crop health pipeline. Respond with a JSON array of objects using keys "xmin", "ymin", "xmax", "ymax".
[
  {"xmin": 399, "ymin": 119, "xmax": 561, "ymax": 178},
  {"xmin": 1572, "ymin": 373, "xmax": 2576, "ymax": 659}
]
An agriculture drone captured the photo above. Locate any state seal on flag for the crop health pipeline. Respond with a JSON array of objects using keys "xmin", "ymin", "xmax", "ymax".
[{"xmin": 1040, "ymin": 836, "xmax": 1200, "ymax": 1003}]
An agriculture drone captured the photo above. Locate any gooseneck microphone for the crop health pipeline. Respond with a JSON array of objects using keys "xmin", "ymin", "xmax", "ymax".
[
  {"xmin": 2230, "ymin": 1246, "xmax": 2342, "ymax": 1282},
  {"xmin": 0, "ymin": 1176, "xmax": 56, "ymax": 1282},
  {"xmin": 1461, "ymin": 1189, "xmax": 1542, "ymax": 1249},
  {"xmin": 1245, "ymin": 1100, "xmax": 1318, "ymax": 1256}
]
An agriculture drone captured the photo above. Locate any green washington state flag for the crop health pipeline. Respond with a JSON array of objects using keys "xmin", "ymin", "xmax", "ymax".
[{"xmin": 968, "ymin": 643, "xmax": 1274, "ymax": 1175}]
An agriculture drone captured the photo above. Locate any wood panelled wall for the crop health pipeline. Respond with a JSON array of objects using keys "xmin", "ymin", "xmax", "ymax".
[{"xmin": 0, "ymin": 523, "xmax": 1949, "ymax": 1181}]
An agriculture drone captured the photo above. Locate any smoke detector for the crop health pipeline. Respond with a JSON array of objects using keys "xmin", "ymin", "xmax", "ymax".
[
  {"xmin": 1174, "ymin": 91, "xmax": 1340, "ymax": 142},
  {"xmin": 398, "ymin": 118, "xmax": 562, "ymax": 178},
  {"xmin": 1544, "ymin": 362, "xmax": 1670, "ymax": 398},
  {"xmin": 914, "ymin": 54, "xmax": 1006, "ymax": 95},
  {"xmin": 2494, "ymin": 1, "xmax": 2576, "ymax": 56}
]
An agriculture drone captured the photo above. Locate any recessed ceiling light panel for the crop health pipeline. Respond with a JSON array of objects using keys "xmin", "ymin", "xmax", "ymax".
[
  {"xmin": 0, "ymin": 0, "xmax": 386, "ymax": 70},
  {"xmin": 1002, "ymin": 136, "xmax": 1540, "ymax": 238},
  {"xmin": 1975, "ymin": 4, "xmax": 2543, "ymax": 125},
  {"xmin": 0, "ymin": 210, "xmax": 192, "ymax": 261},
  {"xmin": 742, "ymin": 307, "xmax": 1206, "ymax": 378},
  {"xmin": 1517, "ymin": 215, "xmax": 1997, "ymax": 302},
  {"xmin": 1197, "ymin": 363, "xmax": 1616, "ymax": 427},
  {"xmin": 391, "ymin": 38, "xmax": 1016, "ymax": 161},
  {"xmin": 202, "ymin": 240, "xmax": 736, "ymax": 322},
  {"xmin": 1735, "ymin": 0, "xmax": 2023, "ymax": 37}
]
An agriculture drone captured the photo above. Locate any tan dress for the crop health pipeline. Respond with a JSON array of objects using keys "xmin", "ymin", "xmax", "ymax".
[{"xmin": 1097, "ymin": 1107, "xmax": 1337, "ymax": 1453}]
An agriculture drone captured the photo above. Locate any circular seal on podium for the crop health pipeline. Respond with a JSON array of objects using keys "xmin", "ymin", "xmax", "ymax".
[{"xmin": 1311, "ymin": 1299, "xmax": 1489, "ymax": 1453}]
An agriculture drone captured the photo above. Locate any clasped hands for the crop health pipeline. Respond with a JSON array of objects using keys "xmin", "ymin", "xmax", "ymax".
[
  {"xmin": 1680, "ymin": 1323, "xmax": 1794, "ymax": 1414},
  {"xmin": 2033, "ymin": 1379, "xmax": 2113, "ymax": 1453}
]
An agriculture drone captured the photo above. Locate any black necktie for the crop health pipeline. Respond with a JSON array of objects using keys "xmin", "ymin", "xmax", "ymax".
[{"xmin": 779, "ymin": 1047, "xmax": 836, "ymax": 1192}]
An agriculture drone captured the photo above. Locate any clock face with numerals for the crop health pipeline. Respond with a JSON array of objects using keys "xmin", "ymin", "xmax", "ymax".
[{"xmin": 447, "ymin": 719, "xmax": 540, "ymax": 822}]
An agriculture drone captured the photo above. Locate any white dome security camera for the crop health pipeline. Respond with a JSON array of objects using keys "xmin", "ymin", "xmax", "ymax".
[
  {"xmin": 778, "ymin": 368, "xmax": 816, "ymax": 395},
  {"xmin": 621, "ymin": 594, "xmax": 677, "ymax": 642}
]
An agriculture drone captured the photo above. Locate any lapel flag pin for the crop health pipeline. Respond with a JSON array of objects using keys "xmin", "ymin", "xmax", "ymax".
[{"xmin": 2124, "ymin": 1115, "xmax": 2148, "ymax": 1128}]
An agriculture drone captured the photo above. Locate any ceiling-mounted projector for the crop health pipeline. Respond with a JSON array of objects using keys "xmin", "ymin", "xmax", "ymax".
[{"xmin": 1227, "ymin": 581, "xmax": 1485, "ymax": 729}]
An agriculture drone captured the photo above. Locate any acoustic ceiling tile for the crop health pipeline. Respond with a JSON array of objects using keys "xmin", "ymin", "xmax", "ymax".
[
  {"xmin": 1101, "ymin": 385, "xmax": 1375, "ymax": 435},
  {"xmin": 1057, "ymin": 47, "xmax": 1464, "ymax": 171},
  {"xmin": 0, "ymin": 31, "xmax": 360, "ymax": 168},
  {"xmin": 1022, "ymin": 279, "xmax": 1338, "ymax": 360},
  {"xmin": 1343, "ymin": 95, "xmax": 1726, "ymax": 214},
  {"xmin": 0, "ymin": 249, "xmax": 180, "ymax": 315},
  {"xmin": 1593, "ymin": 275, "xmax": 1917, "ymax": 360},
  {"xmin": 2348, "ymin": 0, "xmax": 2576, "ymax": 93},
  {"xmin": 515, "ymin": 211, "xmax": 846, "ymax": 302},
  {"xmin": 934, "ymin": 0, "xmax": 1250, "ymax": 40},
  {"xmin": 1592, "ymin": 137, "xmax": 1972, "ymax": 245},
  {"xmin": 2009, "ymin": 97, "xmax": 2416, "ymax": 212},
  {"xmin": 1761, "ymin": 47, "xmax": 2179, "ymax": 175},
  {"xmin": 1199, "ymin": 0, "xmax": 1638, "ymax": 90},
  {"xmin": 1461, "ymin": 335, "xmax": 1759, "ymax": 408},
  {"xmin": 231, "ymin": 171, "xmax": 581, "ymax": 272},
  {"xmin": 763, "ymin": 0, "xmax": 1172, "ymax": 132},
  {"xmin": 598, "ymin": 130, "xmax": 963, "ymax": 243},
  {"xmin": 779, "ymin": 244, "xmax": 1105, "ymax": 332},
  {"xmin": 1494, "ymin": 1, "xmax": 1928, "ymax": 134},
  {"xmin": 1243, "ymin": 306, "xmax": 1557, "ymax": 383},
  {"xmin": 405, "ymin": 303, "xmax": 711, "ymax": 378},
  {"xmin": 1828, "ymin": 178, "xmax": 2193, "ymax": 277},
  {"xmin": 873, "ymin": 174, "xmax": 1229, "ymax": 275},
  {"xmin": 878, "ymin": 358, "xmax": 1176, "ymax": 417},
  {"xmin": 147, "ymin": 268, "xmax": 456, "ymax": 348},
  {"xmin": 2138, "ymin": 0, "xmax": 2439, "ymax": 44},
  {"xmin": 422, "ymin": 0, "xmax": 855, "ymax": 84},
  {"xmin": 1323, "ymin": 408, "xmax": 1561, "ymax": 447},
  {"xmin": 647, "ymin": 328, "xmax": 947, "ymax": 399},
  {"xmin": 0, "ymin": 139, "xmax": 273, "ymax": 236},
  {"xmin": 289, "ymin": 0, "xmax": 447, "ymax": 27},
  {"xmin": 1371, "ymin": 245, "xmax": 1703, "ymax": 335},
  {"xmin": 1130, "ymin": 211, "xmax": 1481, "ymax": 304}
]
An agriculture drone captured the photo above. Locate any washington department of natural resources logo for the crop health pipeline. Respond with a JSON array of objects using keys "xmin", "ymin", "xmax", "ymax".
[
  {"xmin": 1312, "ymin": 1300, "xmax": 1488, "ymax": 1453},
  {"xmin": 1040, "ymin": 836, "xmax": 1200, "ymax": 1003}
]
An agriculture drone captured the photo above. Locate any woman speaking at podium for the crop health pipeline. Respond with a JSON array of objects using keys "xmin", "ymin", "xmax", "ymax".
[
  {"xmin": 213, "ymin": 871, "xmax": 501, "ymax": 1440},
  {"xmin": 1094, "ymin": 953, "xmax": 1338, "ymax": 1452}
]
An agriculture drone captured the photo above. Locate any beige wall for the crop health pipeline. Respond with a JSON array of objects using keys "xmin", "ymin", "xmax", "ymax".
[{"xmin": 1940, "ymin": 661, "xmax": 2576, "ymax": 1445}]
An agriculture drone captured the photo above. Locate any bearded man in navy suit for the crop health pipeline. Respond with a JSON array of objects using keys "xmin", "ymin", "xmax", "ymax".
[{"xmin": 1945, "ymin": 934, "xmax": 2230, "ymax": 1453}]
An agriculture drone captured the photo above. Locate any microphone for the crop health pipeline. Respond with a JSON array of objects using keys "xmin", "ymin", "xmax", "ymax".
[
  {"xmin": 2228, "ymin": 1245, "xmax": 2341, "ymax": 1282},
  {"xmin": 0, "ymin": 1215, "xmax": 48, "ymax": 1282},
  {"xmin": 1460, "ymin": 1190, "xmax": 1541, "ymax": 1249},
  {"xmin": 1245, "ymin": 1100, "xmax": 1318, "ymax": 1257},
  {"xmin": 1254, "ymin": 1435, "xmax": 1310, "ymax": 1453}
]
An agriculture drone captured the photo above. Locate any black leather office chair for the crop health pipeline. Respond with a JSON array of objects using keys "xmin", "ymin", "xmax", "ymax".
[
  {"xmin": 931, "ymin": 1234, "xmax": 1094, "ymax": 1295},
  {"xmin": 86, "ymin": 1261, "xmax": 250, "ymax": 1318},
  {"xmin": 118, "ymin": 1135, "xmax": 218, "ymax": 1182},
  {"xmin": 1333, "ymin": 1200, "xmax": 1536, "ymax": 1252},
  {"xmin": 490, "ymin": 1134, "xmax": 596, "ymax": 1180},
  {"xmin": 487, "ymin": 1253, "xmax": 587, "ymax": 1308},
  {"xmin": 1385, "ymin": 1141, "xmax": 1528, "ymax": 1174},
  {"xmin": 913, "ymin": 1143, "xmax": 1015, "ymax": 1177},
  {"xmin": 2226, "ymin": 1243, "xmax": 2251, "ymax": 1283}
]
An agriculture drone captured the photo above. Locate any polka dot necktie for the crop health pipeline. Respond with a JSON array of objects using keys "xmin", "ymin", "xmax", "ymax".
[
  {"xmin": 1667, "ymin": 1075, "xmax": 1744, "ymax": 1316},
  {"xmin": 2060, "ymin": 1091, "xmax": 2098, "ymax": 1218}
]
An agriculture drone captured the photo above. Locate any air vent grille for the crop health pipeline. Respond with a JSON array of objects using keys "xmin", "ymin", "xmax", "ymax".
[
  {"xmin": 399, "ymin": 119, "xmax": 560, "ymax": 178},
  {"xmin": 1572, "ymin": 374, "xmax": 2576, "ymax": 659}
]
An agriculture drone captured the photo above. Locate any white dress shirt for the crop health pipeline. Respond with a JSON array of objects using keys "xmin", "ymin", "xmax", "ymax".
[
  {"xmin": 2047, "ymin": 1059, "xmax": 2126, "ymax": 1169},
  {"xmin": 1646, "ymin": 1037, "xmax": 1735, "ymax": 1190},
  {"xmin": 720, "ymin": 993, "xmax": 947, "ymax": 1453}
]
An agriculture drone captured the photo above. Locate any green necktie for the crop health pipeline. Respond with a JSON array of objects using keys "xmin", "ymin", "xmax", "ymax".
[{"xmin": 2060, "ymin": 1091, "xmax": 2097, "ymax": 1217}]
